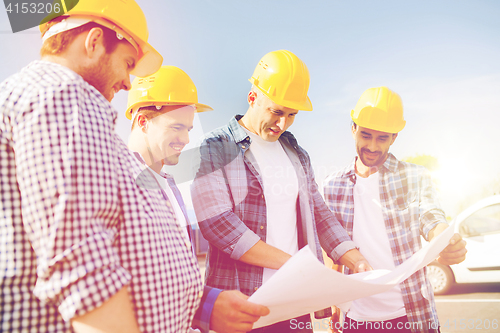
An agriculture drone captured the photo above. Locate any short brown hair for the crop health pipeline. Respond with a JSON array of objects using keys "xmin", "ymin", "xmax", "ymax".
[
  {"xmin": 40, "ymin": 17, "xmax": 125, "ymax": 57},
  {"xmin": 131, "ymin": 105, "xmax": 193, "ymax": 130},
  {"xmin": 131, "ymin": 106, "xmax": 170, "ymax": 131}
]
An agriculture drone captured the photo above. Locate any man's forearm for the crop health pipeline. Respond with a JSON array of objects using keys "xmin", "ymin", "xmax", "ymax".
[
  {"xmin": 338, "ymin": 249, "xmax": 372, "ymax": 273},
  {"xmin": 239, "ymin": 240, "xmax": 292, "ymax": 269},
  {"xmin": 71, "ymin": 286, "xmax": 140, "ymax": 333},
  {"xmin": 428, "ymin": 222, "xmax": 449, "ymax": 241}
]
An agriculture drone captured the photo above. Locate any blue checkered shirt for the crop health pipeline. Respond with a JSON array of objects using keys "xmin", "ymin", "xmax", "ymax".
[
  {"xmin": 323, "ymin": 153, "xmax": 445, "ymax": 333},
  {"xmin": 0, "ymin": 61, "xmax": 203, "ymax": 332},
  {"xmin": 191, "ymin": 116, "xmax": 356, "ymax": 308}
]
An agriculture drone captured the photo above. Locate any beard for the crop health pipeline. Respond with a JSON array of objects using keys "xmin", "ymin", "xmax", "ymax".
[
  {"xmin": 80, "ymin": 53, "xmax": 113, "ymax": 101},
  {"xmin": 358, "ymin": 148, "xmax": 388, "ymax": 168}
]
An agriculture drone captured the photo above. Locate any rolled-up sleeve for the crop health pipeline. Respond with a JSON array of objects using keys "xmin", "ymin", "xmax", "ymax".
[
  {"xmin": 191, "ymin": 136, "xmax": 260, "ymax": 259},
  {"xmin": 313, "ymin": 176, "xmax": 356, "ymax": 261},
  {"xmin": 300, "ymin": 148, "xmax": 355, "ymax": 261},
  {"xmin": 418, "ymin": 168, "xmax": 447, "ymax": 240},
  {"xmin": 13, "ymin": 82, "xmax": 130, "ymax": 320},
  {"xmin": 197, "ymin": 210, "xmax": 261, "ymax": 260},
  {"xmin": 191, "ymin": 286, "xmax": 223, "ymax": 333}
]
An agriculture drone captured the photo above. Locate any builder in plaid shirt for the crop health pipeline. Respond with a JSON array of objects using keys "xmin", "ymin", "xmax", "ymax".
[
  {"xmin": 191, "ymin": 50, "xmax": 372, "ymax": 332},
  {"xmin": 1, "ymin": 0, "xmax": 266, "ymax": 332},
  {"xmin": 323, "ymin": 86, "xmax": 467, "ymax": 333},
  {"xmin": 125, "ymin": 66, "xmax": 269, "ymax": 333},
  {"xmin": 0, "ymin": 1, "xmax": 165, "ymax": 331}
]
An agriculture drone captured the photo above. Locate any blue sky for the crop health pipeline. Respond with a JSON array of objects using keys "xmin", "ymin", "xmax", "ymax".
[{"xmin": 1, "ymin": 0, "xmax": 499, "ymax": 216}]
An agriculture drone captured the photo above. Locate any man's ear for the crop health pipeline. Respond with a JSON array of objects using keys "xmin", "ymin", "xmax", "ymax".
[
  {"xmin": 390, "ymin": 133, "xmax": 398, "ymax": 145},
  {"xmin": 84, "ymin": 27, "xmax": 105, "ymax": 59},
  {"xmin": 247, "ymin": 90, "xmax": 257, "ymax": 106},
  {"xmin": 137, "ymin": 114, "xmax": 148, "ymax": 132},
  {"xmin": 351, "ymin": 123, "xmax": 357, "ymax": 138}
]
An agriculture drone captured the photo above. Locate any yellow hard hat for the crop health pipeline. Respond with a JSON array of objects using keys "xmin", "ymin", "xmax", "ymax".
[
  {"xmin": 126, "ymin": 66, "xmax": 213, "ymax": 120},
  {"xmin": 40, "ymin": 0, "xmax": 162, "ymax": 77},
  {"xmin": 249, "ymin": 50, "xmax": 312, "ymax": 111},
  {"xmin": 351, "ymin": 86, "xmax": 406, "ymax": 133}
]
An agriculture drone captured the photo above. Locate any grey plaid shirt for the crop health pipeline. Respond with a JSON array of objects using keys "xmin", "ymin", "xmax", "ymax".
[
  {"xmin": 191, "ymin": 116, "xmax": 356, "ymax": 309},
  {"xmin": 323, "ymin": 153, "xmax": 445, "ymax": 333},
  {"xmin": 0, "ymin": 61, "xmax": 203, "ymax": 332}
]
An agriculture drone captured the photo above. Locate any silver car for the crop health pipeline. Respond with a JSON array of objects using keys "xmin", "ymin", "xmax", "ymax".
[{"xmin": 427, "ymin": 195, "xmax": 500, "ymax": 295}]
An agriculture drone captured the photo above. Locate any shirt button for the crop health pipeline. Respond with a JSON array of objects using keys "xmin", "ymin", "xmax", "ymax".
[
  {"xmin": 254, "ymin": 287, "xmax": 258, "ymax": 291},
  {"xmin": 260, "ymin": 226, "xmax": 264, "ymax": 230},
  {"xmin": 185, "ymin": 241, "xmax": 191, "ymax": 249},
  {"xmin": 198, "ymin": 291, "xmax": 204, "ymax": 298},
  {"xmin": 242, "ymin": 145, "xmax": 246, "ymax": 149}
]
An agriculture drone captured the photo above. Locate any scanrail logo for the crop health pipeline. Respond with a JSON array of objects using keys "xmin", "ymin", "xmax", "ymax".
[{"xmin": 3, "ymin": 0, "xmax": 79, "ymax": 33}]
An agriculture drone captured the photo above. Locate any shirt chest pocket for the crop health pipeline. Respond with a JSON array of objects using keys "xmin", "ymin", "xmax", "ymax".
[
  {"xmin": 392, "ymin": 190, "xmax": 418, "ymax": 211},
  {"xmin": 385, "ymin": 191, "xmax": 419, "ymax": 229}
]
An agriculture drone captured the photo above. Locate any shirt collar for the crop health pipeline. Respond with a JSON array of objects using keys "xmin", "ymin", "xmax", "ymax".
[
  {"xmin": 381, "ymin": 153, "xmax": 399, "ymax": 173},
  {"xmin": 228, "ymin": 115, "xmax": 251, "ymax": 144},
  {"xmin": 228, "ymin": 115, "xmax": 299, "ymax": 149},
  {"xmin": 132, "ymin": 151, "xmax": 174, "ymax": 180},
  {"xmin": 32, "ymin": 60, "xmax": 119, "ymax": 127},
  {"xmin": 343, "ymin": 158, "xmax": 357, "ymax": 179},
  {"xmin": 343, "ymin": 152, "xmax": 399, "ymax": 178}
]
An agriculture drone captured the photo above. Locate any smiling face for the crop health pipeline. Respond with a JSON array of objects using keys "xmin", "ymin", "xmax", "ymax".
[
  {"xmin": 143, "ymin": 105, "xmax": 195, "ymax": 166},
  {"xmin": 81, "ymin": 36, "xmax": 137, "ymax": 102},
  {"xmin": 352, "ymin": 124, "xmax": 398, "ymax": 174},
  {"xmin": 240, "ymin": 89, "xmax": 298, "ymax": 142}
]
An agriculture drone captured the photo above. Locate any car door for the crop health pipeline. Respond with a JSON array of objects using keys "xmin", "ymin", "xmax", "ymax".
[{"xmin": 457, "ymin": 201, "xmax": 500, "ymax": 282}]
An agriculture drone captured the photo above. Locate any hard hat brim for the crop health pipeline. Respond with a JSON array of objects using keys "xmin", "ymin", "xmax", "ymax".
[
  {"xmin": 40, "ymin": 14, "xmax": 162, "ymax": 78},
  {"xmin": 126, "ymin": 102, "xmax": 213, "ymax": 120},
  {"xmin": 131, "ymin": 42, "xmax": 163, "ymax": 77},
  {"xmin": 283, "ymin": 97, "xmax": 313, "ymax": 111},
  {"xmin": 194, "ymin": 103, "xmax": 214, "ymax": 113},
  {"xmin": 250, "ymin": 80, "xmax": 313, "ymax": 111},
  {"xmin": 351, "ymin": 109, "xmax": 406, "ymax": 133}
]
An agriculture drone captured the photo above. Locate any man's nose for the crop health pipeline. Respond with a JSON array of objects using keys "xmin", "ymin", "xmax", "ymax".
[
  {"xmin": 277, "ymin": 116, "xmax": 287, "ymax": 130},
  {"xmin": 366, "ymin": 138, "xmax": 378, "ymax": 152},
  {"xmin": 122, "ymin": 75, "xmax": 132, "ymax": 91},
  {"xmin": 179, "ymin": 130, "xmax": 190, "ymax": 145}
]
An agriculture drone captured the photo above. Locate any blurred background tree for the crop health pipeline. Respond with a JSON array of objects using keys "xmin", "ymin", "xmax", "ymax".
[{"xmin": 402, "ymin": 154, "xmax": 439, "ymax": 171}]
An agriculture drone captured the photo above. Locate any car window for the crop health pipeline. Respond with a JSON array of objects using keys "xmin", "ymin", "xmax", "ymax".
[{"xmin": 460, "ymin": 203, "xmax": 500, "ymax": 237}]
